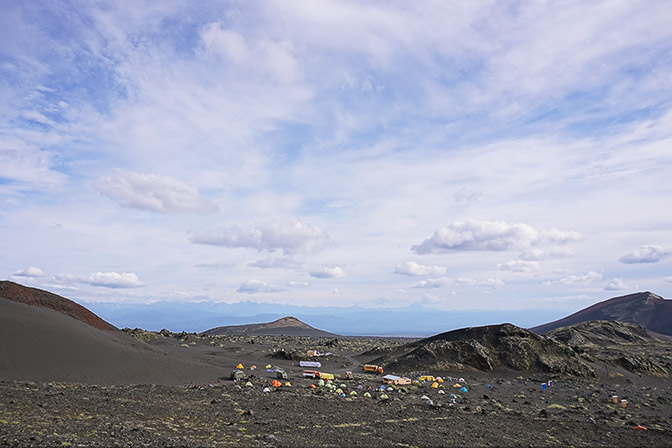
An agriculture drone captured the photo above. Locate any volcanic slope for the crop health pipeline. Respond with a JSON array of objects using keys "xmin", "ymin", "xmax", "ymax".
[
  {"xmin": 546, "ymin": 320, "xmax": 672, "ymax": 377},
  {"xmin": 0, "ymin": 283, "xmax": 226, "ymax": 385},
  {"xmin": 531, "ymin": 291, "xmax": 672, "ymax": 335},
  {"xmin": 367, "ymin": 323, "xmax": 595, "ymax": 376},
  {"xmin": 202, "ymin": 316, "xmax": 340, "ymax": 337},
  {"xmin": 0, "ymin": 280, "xmax": 116, "ymax": 331}
]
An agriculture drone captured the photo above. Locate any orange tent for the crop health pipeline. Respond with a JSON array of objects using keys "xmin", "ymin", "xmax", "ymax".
[{"xmin": 271, "ymin": 380, "xmax": 282, "ymax": 388}]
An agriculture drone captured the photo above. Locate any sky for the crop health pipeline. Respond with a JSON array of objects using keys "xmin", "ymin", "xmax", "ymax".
[{"xmin": 2, "ymin": 0, "xmax": 672, "ymax": 316}]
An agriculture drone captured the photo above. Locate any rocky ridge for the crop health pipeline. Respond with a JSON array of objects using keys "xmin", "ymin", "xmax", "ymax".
[{"xmin": 371, "ymin": 323, "xmax": 595, "ymax": 376}]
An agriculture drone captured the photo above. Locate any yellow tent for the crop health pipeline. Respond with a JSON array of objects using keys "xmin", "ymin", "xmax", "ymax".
[
  {"xmin": 236, "ymin": 363, "xmax": 244, "ymax": 369},
  {"xmin": 437, "ymin": 377, "xmax": 444, "ymax": 383},
  {"xmin": 431, "ymin": 382, "xmax": 439, "ymax": 388}
]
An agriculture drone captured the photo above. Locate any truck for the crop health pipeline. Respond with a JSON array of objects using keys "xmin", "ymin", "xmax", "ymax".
[
  {"xmin": 276, "ymin": 369, "xmax": 288, "ymax": 379},
  {"xmin": 230, "ymin": 369, "xmax": 247, "ymax": 380},
  {"xmin": 363, "ymin": 364, "xmax": 384, "ymax": 374},
  {"xmin": 302, "ymin": 370, "xmax": 335, "ymax": 380}
]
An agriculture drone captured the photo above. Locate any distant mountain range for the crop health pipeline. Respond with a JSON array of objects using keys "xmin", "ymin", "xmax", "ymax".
[
  {"xmin": 531, "ymin": 292, "xmax": 672, "ymax": 336},
  {"xmin": 202, "ymin": 316, "xmax": 339, "ymax": 338},
  {"xmin": 76, "ymin": 298, "xmax": 565, "ymax": 336}
]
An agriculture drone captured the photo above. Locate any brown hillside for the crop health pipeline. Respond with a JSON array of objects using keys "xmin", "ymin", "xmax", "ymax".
[
  {"xmin": 202, "ymin": 316, "xmax": 339, "ymax": 337},
  {"xmin": 0, "ymin": 281, "xmax": 117, "ymax": 331},
  {"xmin": 531, "ymin": 292, "xmax": 672, "ymax": 335}
]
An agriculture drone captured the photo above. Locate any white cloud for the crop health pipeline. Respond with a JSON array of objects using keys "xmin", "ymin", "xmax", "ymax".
[
  {"xmin": 12, "ymin": 266, "xmax": 44, "ymax": 278},
  {"xmin": 94, "ymin": 171, "xmax": 218, "ymax": 214},
  {"xmin": 414, "ymin": 276, "xmax": 504, "ymax": 289},
  {"xmin": 248, "ymin": 256, "xmax": 303, "ymax": 270},
  {"xmin": 497, "ymin": 260, "xmax": 539, "ymax": 273},
  {"xmin": 520, "ymin": 247, "xmax": 574, "ymax": 261},
  {"xmin": 287, "ymin": 281, "xmax": 309, "ymax": 287},
  {"xmin": 412, "ymin": 221, "xmax": 579, "ymax": 254},
  {"xmin": 198, "ymin": 22, "xmax": 300, "ymax": 83},
  {"xmin": 604, "ymin": 278, "xmax": 629, "ymax": 291},
  {"xmin": 665, "ymin": 276, "xmax": 672, "ymax": 283},
  {"xmin": 199, "ymin": 23, "xmax": 248, "ymax": 63},
  {"xmin": 394, "ymin": 261, "xmax": 446, "ymax": 276},
  {"xmin": 55, "ymin": 272, "xmax": 145, "ymax": 289},
  {"xmin": 619, "ymin": 245, "xmax": 670, "ymax": 264},
  {"xmin": 192, "ymin": 218, "xmax": 329, "ymax": 255},
  {"xmin": 413, "ymin": 277, "xmax": 450, "ymax": 289},
  {"xmin": 455, "ymin": 277, "xmax": 505, "ymax": 289},
  {"xmin": 310, "ymin": 265, "xmax": 347, "ymax": 279},
  {"xmin": 194, "ymin": 261, "xmax": 235, "ymax": 268},
  {"xmin": 0, "ymin": 141, "xmax": 65, "ymax": 195},
  {"xmin": 236, "ymin": 279, "xmax": 282, "ymax": 294},
  {"xmin": 453, "ymin": 187, "xmax": 484, "ymax": 205},
  {"xmin": 543, "ymin": 271, "xmax": 603, "ymax": 286},
  {"xmin": 331, "ymin": 288, "xmax": 342, "ymax": 294}
]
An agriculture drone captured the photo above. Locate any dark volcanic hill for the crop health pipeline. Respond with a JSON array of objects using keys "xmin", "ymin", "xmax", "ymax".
[
  {"xmin": 369, "ymin": 323, "xmax": 594, "ymax": 376},
  {"xmin": 531, "ymin": 291, "xmax": 672, "ymax": 336},
  {"xmin": 546, "ymin": 320, "xmax": 672, "ymax": 377},
  {"xmin": 0, "ymin": 280, "xmax": 116, "ymax": 331},
  {"xmin": 202, "ymin": 316, "xmax": 340, "ymax": 337},
  {"xmin": 0, "ymin": 282, "xmax": 225, "ymax": 385}
]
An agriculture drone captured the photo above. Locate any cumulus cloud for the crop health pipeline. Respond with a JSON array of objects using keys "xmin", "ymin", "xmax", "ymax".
[
  {"xmin": 394, "ymin": 261, "xmax": 446, "ymax": 276},
  {"xmin": 413, "ymin": 276, "xmax": 504, "ymax": 289},
  {"xmin": 497, "ymin": 260, "xmax": 539, "ymax": 273},
  {"xmin": 543, "ymin": 271, "xmax": 603, "ymax": 286},
  {"xmin": 604, "ymin": 278, "xmax": 629, "ymax": 291},
  {"xmin": 520, "ymin": 247, "xmax": 574, "ymax": 261},
  {"xmin": 413, "ymin": 277, "xmax": 450, "ymax": 289},
  {"xmin": 236, "ymin": 279, "xmax": 282, "ymax": 294},
  {"xmin": 619, "ymin": 245, "xmax": 670, "ymax": 264},
  {"xmin": 287, "ymin": 281, "xmax": 309, "ymax": 287},
  {"xmin": 310, "ymin": 265, "xmax": 347, "ymax": 279},
  {"xmin": 455, "ymin": 277, "xmax": 505, "ymax": 288},
  {"xmin": 55, "ymin": 272, "xmax": 145, "ymax": 289},
  {"xmin": 192, "ymin": 218, "xmax": 329, "ymax": 254},
  {"xmin": 94, "ymin": 170, "xmax": 218, "ymax": 214},
  {"xmin": 248, "ymin": 256, "xmax": 304, "ymax": 270},
  {"xmin": 412, "ymin": 221, "xmax": 579, "ymax": 254},
  {"xmin": 12, "ymin": 266, "xmax": 44, "ymax": 278}
]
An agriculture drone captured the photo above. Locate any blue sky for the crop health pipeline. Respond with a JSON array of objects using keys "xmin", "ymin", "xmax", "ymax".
[{"xmin": 2, "ymin": 0, "xmax": 672, "ymax": 314}]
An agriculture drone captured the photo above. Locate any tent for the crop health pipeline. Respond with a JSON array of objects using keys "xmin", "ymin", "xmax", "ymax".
[{"xmin": 236, "ymin": 363, "xmax": 244, "ymax": 369}]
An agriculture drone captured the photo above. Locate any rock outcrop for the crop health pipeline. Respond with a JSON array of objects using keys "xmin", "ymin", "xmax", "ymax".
[
  {"xmin": 546, "ymin": 320, "xmax": 672, "ymax": 377},
  {"xmin": 374, "ymin": 323, "xmax": 595, "ymax": 376}
]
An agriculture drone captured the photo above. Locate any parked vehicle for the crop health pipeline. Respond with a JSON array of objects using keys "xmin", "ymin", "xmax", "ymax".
[
  {"xmin": 230, "ymin": 369, "xmax": 246, "ymax": 380},
  {"xmin": 363, "ymin": 364, "xmax": 384, "ymax": 374}
]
